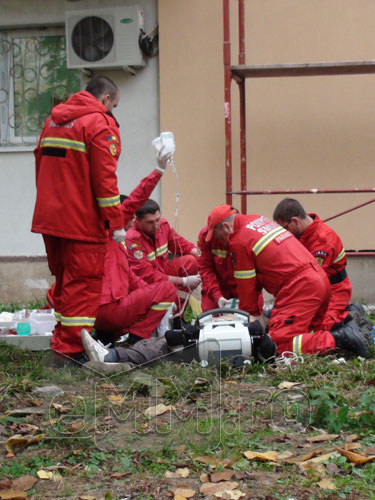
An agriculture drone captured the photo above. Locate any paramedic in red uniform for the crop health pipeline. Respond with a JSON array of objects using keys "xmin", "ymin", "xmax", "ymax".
[
  {"xmin": 125, "ymin": 200, "xmax": 201, "ymax": 307},
  {"xmin": 197, "ymin": 223, "xmax": 264, "ymax": 313},
  {"xmin": 93, "ymin": 147, "xmax": 178, "ymax": 345},
  {"xmin": 205, "ymin": 205, "xmax": 368, "ymax": 358},
  {"xmin": 31, "ymin": 76, "xmax": 125, "ymax": 363},
  {"xmin": 273, "ymin": 198, "xmax": 352, "ymax": 330}
]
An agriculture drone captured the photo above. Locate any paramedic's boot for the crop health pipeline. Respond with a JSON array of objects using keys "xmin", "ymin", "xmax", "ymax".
[
  {"xmin": 81, "ymin": 329, "xmax": 129, "ymax": 373},
  {"xmin": 254, "ymin": 334, "xmax": 277, "ymax": 364},
  {"xmin": 330, "ymin": 321, "xmax": 369, "ymax": 359},
  {"xmin": 345, "ymin": 304, "xmax": 373, "ymax": 347}
]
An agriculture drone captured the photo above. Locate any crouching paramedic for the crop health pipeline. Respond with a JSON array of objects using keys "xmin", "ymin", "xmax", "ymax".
[
  {"xmin": 197, "ymin": 220, "xmax": 264, "ymax": 312},
  {"xmin": 94, "ymin": 238, "xmax": 178, "ymax": 345},
  {"xmin": 273, "ymin": 198, "xmax": 352, "ymax": 330},
  {"xmin": 31, "ymin": 76, "xmax": 125, "ymax": 362},
  {"xmin": 205, "ymin": 205, "xmax": 369, "ymax": 359},
  {"xmin": 126, "ymin": 199, "xmax": 201, "ymax": 311}
]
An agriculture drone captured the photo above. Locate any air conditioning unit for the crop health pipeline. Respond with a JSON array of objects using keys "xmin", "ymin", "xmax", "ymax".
[{"xmin": 65, "ymin": 6, "xmax": 145, "ymax": 69}]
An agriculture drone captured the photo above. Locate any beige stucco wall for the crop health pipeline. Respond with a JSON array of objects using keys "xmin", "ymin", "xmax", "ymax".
[{"xmin": 159, "ymin": 0, "xmax": 375, "ymax": 250}]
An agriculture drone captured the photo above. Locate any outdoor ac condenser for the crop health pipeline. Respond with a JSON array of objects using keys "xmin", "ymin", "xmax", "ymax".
[{"xmin": 65, "ymin": 6, "xmax": 145, "ymax": 69}]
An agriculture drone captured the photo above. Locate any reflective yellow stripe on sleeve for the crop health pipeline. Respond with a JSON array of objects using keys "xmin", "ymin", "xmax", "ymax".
[
  {"xmin": 54, "ymin": 311, "xmax": 62, "ymax": 322},
  {"xmin": 292, "ymin": 335, "xmax": 303, "ymax": 356},
  {"xmin": 147, "ymin": 251, "xmax": 156, "ymax": 261},
  {"xmin": 41, "ymin": 137, "xmax": 87, "ymax": 153},
  {"xmin": 151, "ymin": 301, "xmax": 174, "ymax": 311},
  {"xmin": 96, "ymin": 195, "xmax": 121, "ymax": 208},
  {"xmin": 156, "ymin": 243, "xmax": 168, "ymax": 257},
  {"xmin": 211, "ymin": 249, "xmax": 228, "ymax": 258},
  {"xmin": 234, "ymin": 269, "xmax": 256, "ymax": 279},
  {"xmin": 333, "ymin": 248, "xmax": 345, "ymax": 263},
  {"xmin": 60, "ymin": 315, "xmax": 96, "ymax": 327},
  {"xmin": 252, "ymin": 226, "xmax": 286, "ymax": 256}
]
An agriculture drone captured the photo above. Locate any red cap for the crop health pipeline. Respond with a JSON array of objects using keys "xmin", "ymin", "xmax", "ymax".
[{"xmin": 205, "ymin": 205, "xmax": 237, "ymax": 242}]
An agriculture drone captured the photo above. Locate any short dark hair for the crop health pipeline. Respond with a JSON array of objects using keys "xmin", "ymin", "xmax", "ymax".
[
  {"xmin": 136, "ymin": 199, "xmax": 160, "ymax": 219},
  {"xmin": 85, "ymin": 76, "xmax": 118, "ymax": 100},
  {"xmin": 273, "ymin": 198, "xmax": 307, "ymax": 222}
]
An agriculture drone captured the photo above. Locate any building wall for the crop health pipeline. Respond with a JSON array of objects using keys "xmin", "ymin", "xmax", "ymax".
[
  {"xmin": 159, "ymin": 0, "xmax": 375, "ymax": 251},
  {"xmin": 0, "ymin": 0, "xmax": 159, "ymax": 258}
]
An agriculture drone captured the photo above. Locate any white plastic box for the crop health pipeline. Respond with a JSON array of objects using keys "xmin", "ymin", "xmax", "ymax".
[{"xmin": 29, "ymin": 310, "xmax": 56, "ymax": 335}]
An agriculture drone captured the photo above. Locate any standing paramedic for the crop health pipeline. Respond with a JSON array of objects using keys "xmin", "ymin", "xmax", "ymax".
[
  {"xmin": 31, "ymin": 76, "xmax": 125, "ymax": 364},
  {"xmin": 205, "ymin": 205, "xmax": 368, "ymax": 359},
  {"xmin": 273, "ymin": 198, "xmax": 352, "ymax": 330}
]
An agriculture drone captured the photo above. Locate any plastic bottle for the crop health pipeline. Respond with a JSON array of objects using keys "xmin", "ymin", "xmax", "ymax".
[{"xmin": 16, "ymin": 310, "xmax": 31, "ymax": 336}]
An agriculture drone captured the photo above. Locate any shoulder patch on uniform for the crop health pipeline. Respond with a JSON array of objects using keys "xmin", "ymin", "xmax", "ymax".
[
  {"xmin": 107, "ymin": 135, "xmax": 117, "ymax": 142},
  {"xmin": 133, "ymin": 249, "xmax": 144, "ymax": 260},
  {"xmin": 109, "ymin": 143, "xmax": 117, "ymax": 156},
  {"xmin": 128, "ymin": 243, "xmax": 138, "ymax": 250},
  {"xmin": 314, "ymin": 250, "xmax": 329, "ymax": 257}
]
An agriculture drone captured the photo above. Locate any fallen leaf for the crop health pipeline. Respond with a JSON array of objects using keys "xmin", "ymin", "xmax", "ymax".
[
  {"xmin": 176, "ymin": 445, "xmax": 186, "ymax": 455},
  {"xmin": 194, "ymin": 455, "xmax": 221, "ymax": 468},
  {"xmin": 36, "ymin": 470, "xmax": 62, "ymax": 481},
  {"xmin": 243, "ymin": 450, "xmax": 279, "ymax": 461},
  {"xmin": 79, "ymin": 496, "xmax": 97, "ymax": 500},
  {"xmin": 317, "ymin": 478, "xmax": 336, "ymax": 490},
  {"xmin": 344, "ymin": 442, "xmax": 361, "ymax": 451},
  {"xmin": 51, "ymin": 403, "xmax": 69, "ymax": 413},
  {"xmin": 110, "ymin": 472, "xmax": 131, "ymax": 479},
  {"xmin": 144, "ymin": 404, "xmax": 172, "ymax": 417},
  {"xmin": 200, "ymin": 481, "xmax": 238, "ymax": 495},
  {"xmin": 219, "ymin": 490, "xmax": 246, "ymax": 499},
  {"xmin": 277, "ymin": 451, "xmax": 294, "ymax": 460},
  {"xmin": 278, "ymin": 381, "xmax": 301, "ymax": 390},
  {"xmin": 337, "ymin": 448, "xmax": 375, "ymax": 465},
  {"xmin": 12, "ymin": 476, "xmax": 37, "ymax": 491},
  {"xmin": 69, "ymin": 421, "xmax": 84, "ymax": 433},
  {"xmin": 173, "ymin": 496, "xmax": 187, "ymax": 500},
  {"xmin": 299, "ymin": 461, "xmax": 326, "ymax": 476},
  {"xmin": 165, "ymin": 468, "xmax": 190, "ymax": 479},
  {"xmin": 30, "ymin": 400, "xmax": 43, "ymax": 407},
  {"xmin": 5, "ymin": 434, "xmax": 44, "ymax": 453},
  {"xmin": 107, "ymin": 395, "xmax": 123, "ymax": 404},
  {"xmin": 171, "ymin": 487, "xmax": 195, "ymax": 498},
  {"xmin": 286, "ymin": 450, "xmax": 323, "ymax": 463},
  {"xmin": 210, "ymin": 470, "xmax": 235, "ymax": 482},
  {"xmin": 346, "ymin": 434, "xmax": 362, "ymax": 443},
  {"xmin": 301, "ymin": 452, "xmax": 339, "ymax": 465},
  {"xmin": 200, "ymin": 473, "xmax": 209, "ymax": 483},
  {"xmin": 307, "ymin": 434, "xmax": 339, "ymax": 443},
  {"xmin": 0, "ymin": 489, "xmax": 28, "ymax": 500}
]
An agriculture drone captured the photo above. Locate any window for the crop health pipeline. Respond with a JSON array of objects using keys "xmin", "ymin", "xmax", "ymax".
[{"xmin": 0, "ymin": 28, "xmax": 81, "ymax": 149}]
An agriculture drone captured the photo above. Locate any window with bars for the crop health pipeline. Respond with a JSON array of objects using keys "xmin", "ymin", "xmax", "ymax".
[{"xmin": 0, "ymin": 28, "xmax": 81, "ymax": 149}]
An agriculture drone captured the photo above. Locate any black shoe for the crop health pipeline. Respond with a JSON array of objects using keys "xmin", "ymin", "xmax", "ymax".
[
  {"xmin": 347, "ymin": 302, "xmax": 366, "ymax": 316},
  {"xmin": 53, "ymin": 351, "xmax": 89, "ymax": 368},
  {"xmin": 345, "ymin": 311, "xmax": 374, "ymax": 347},
  {"xmin": 331, "ymin": 320, "xmax": 369, "ymax": 358}
]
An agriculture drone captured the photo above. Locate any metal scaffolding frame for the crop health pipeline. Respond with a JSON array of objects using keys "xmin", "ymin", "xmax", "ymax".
[{"xmin": 223, "ymin": 0, "xmax": 375, "ymax": 224}]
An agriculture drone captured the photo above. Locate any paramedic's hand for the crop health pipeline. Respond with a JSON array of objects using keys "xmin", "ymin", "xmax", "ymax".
[
  {"xmin": 182, "ymin": 274, "xmax": 201, "ymax": 291},
  {"xmin": 218, "ymin": 297, "xmax": 232, "ymax": 309},
  {"xmin": 156, "ymin": 146, "xmax": 173, "ymax": 173},
  {"xmin": 112, "ymin": 228, "xmax": 126, "ymax": 243}
]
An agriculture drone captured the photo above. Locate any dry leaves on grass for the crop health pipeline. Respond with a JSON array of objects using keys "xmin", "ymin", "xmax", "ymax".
[
  {"xmin": 165, "ymin": 468, "xmax": 190, "ymax": 479},
  {"xmin": 337, "ymin": 448, "xmax": 375, "ymax": 465},
  {"xmin": 171, "ymin": 486, "xmax": 196, "ymax": 498},
  {"xmin": 306, "ymin": 434, "xmax": 339, "ymax": 443},
  {"xmin": 199, "ymin": 481, "xmax": 238, "ymax": 495},
  {"xmin": 277, "ymin": 381, "xmax": 302, "ymax": 390},
  {"xmin": 0, "ymin": 489, "xmax": 28, "ymax": 500},
  {"xmin": 5, "ymin": 434, "xmax": 44, "ymax": 454},
  {"xmin": 242, "ymin": 450, "xmax": 279, "ymax": 462},
  {"xmin": 317, "ymin": 478, "xmax": 336, "ymax": 490},
  {"xmin": 144, "ymin": 403, "xmax": 174, "ymax": 417}
]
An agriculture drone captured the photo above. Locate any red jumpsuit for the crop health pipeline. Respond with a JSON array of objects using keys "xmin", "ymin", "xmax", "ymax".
[
  {"xmin": 299, "ymin": 214, "xmax": 352, "ymax": 330},
  {"xmin": 126, "ymin": 219, "xmax": 198, "ymax": 309},
  {"xmin": 229, "ymin": 214, "xmax": 334, "ymax": 356},
  {"xmin": 32, "ymin": 91, "xmax": 123, "ymax": 356},
  {"xmin": 122, "ymin": 169, "xmax": 162, "ymax": 227},
  {"xmin": 197, "ymin": 226, "xmax": 264, "ymax": 312},
  {"xmin": 96, "ymin": 240, "xmax": 177, "ymax": 339}
]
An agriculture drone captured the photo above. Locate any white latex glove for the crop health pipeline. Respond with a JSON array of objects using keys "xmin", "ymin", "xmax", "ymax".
[
  {"xmin": 218, "ymin": 297, "xmax": 232, "ymax": 309},
  {"xmin": 112, "ymin": 228, "xmax": 126, "ymax": 243},
  {"xmin": 156, "ymin": 145, "xmax": 174, "ymax": 173},
  {"xmin": 182, "ymin": 274, "xmax": 201, "ymax": 291}
]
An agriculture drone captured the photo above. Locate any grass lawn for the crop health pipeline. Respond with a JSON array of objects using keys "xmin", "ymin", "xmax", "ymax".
[{"xmin": 1, "ymin": 313, "xmax": 375, "ymax": 499}]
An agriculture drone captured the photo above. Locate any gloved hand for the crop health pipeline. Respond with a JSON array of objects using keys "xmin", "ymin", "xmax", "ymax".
[
  {"xmin": 112, "ymin": 228, "xmax": 126, "ymax": 243},
  {"xmin": 218, "ymin": 296, "xmax": 233, "ymax": 309},
  {"xmin": 156, "ymin": 145, "xmax": 174, "ymax": 173},
  {"xmin": 182, "ymin": 274, "xmax": 201, "ymax": 291}
]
